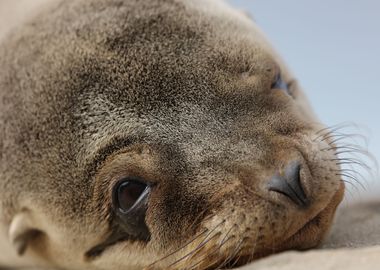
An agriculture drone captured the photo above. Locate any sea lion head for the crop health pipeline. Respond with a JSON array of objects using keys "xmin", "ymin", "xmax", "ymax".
[{"xmin": 0, "ymin": 0, "xmax": 344, "ymax": 269}]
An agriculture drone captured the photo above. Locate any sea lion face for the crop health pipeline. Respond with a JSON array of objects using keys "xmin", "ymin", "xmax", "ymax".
[{"xmin": 0, "ymin": 0, "xmax": 344, "ymax": 269}]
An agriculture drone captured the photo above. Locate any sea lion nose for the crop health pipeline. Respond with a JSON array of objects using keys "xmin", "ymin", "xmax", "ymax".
[{"xmin": 267, "ymin": 161, "xmax": 309, "ymax": 207}]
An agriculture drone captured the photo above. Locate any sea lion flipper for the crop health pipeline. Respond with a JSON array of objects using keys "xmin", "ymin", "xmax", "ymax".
[{"xmin": 8, "ymin": 212, "xmax": 40, "ymax": 256}]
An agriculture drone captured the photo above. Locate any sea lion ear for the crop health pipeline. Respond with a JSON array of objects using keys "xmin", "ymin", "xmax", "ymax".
[
  {"xmin": 8, "ymin": 211, "xmax": 41, "ymax": 256},
  {"xmin": 238, "ymin": 9, "xmax": 254, "ymax": 21}
]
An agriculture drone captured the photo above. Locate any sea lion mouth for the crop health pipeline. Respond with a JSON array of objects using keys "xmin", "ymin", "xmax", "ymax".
[
  {"xmin": 215, "ymin": 213, "xmax": 326, "ymax": 269},
  {"xmin": 278, "ymin": 180, "xmax": 345, "ymax": 251},
  {"xmin": 85, "ymin": 235, "xmax": 130, "ymax": 259},
  {"xmin": 224, "ymin": 182, "xmax": 345, "ymax": 268},
  {"xmin": 85, "ymin": 225, "xmax": 149, "ymax": 259}
]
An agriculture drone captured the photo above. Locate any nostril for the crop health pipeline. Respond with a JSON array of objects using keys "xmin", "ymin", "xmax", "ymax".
[
  {"xmin": 267, "ymin": 161, "xmax": 309, "ymax": 207},
  {"xmin": 285, "ymin": 162, "xmax": 308, "ymax": 204}
]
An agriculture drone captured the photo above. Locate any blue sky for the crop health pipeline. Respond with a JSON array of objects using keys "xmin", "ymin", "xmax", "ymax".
[{"xmin": 229, "ymin": 0, "xmax": 380, "ymax": 201}]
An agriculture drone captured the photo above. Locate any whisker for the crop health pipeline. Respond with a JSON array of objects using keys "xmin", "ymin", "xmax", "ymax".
[
  {"xmin": 316, "ymin": 124, "xmax": 378, "ymax": 184},
  {"xmin": 336, "ymin": 173, "xmax": 366, "ymax": 191},
  {"xmin": 244, "ymin": 225, "xmax": 260, "ymax": 268},
  {"xmin": 313, "ymin": 130, "xmax": 332, "ymax": 142},
  {"xmin": 167, "ymin": 220, "xmax": 225, "ymax": 268},
  {"xmin": 184, "ymin": 231, "xmax": 235, "ymax": 270},
  {"xmin": 222, "ymin": 237, "xmax": 246, "ymax": 269},
  {"xmin": 334, "ymin": 150, "xmax": 377, "ymax": 173},
  {"xmin": 340, "ymin": 161, "xmax": 368, "ymax": 198},
  {"xmin": 147, "ymin": 228, "xmax": 209, "ymax": 269},
  {"xmin": 183, "ymin": 224, "xmax": 237, "ymax": 270},
  {"xmin": 331, "ymin": 158, "xmax": 371, "ymax": 170},
  {"xmin": 341, "ymin": 180, "xmax": 357, "ymax": 197},
  {"xmin": 335, "ymin": 149, "xmax": 369, "ymax": 157},
  {"xmin": 313, "ymin": 122, "xmax": 357, "ymax": 141},
  {"xmin": 338, "ymin": 168, "xmax": 367, "ymax": 184},
  {"xmin": 314, "ymin": 122, "xmax": 354, "ymax": 137},
  {"xmin": 168, "ymin": 232, "xmax": 221, "ymax": 269},
  {"xmin": 322, "ymin": 145, "xmax": 369, "ymax": 155},
  {"xmin": 188, "ymin": 209, "xmax": 215, "ymax": 232},
  {"xmin": 146, "ymin": 211, "xmax": 218, "ymax": 268},
  {"xmin": 327, "ymin": 133, "xmax": 368, "ymax": 147},
  {"xmin": 335, "ymin": 161, "xmax": 373, "ymax": 179},
  {"xmin": 213, "ymin": 237, "xmax": 246, "ymax": 270}
]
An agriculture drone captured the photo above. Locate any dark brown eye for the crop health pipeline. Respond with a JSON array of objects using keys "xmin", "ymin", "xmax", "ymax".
[
  {"xmin": 116, "ymin": 179, "xmax": 148, "ymax": 213},
  {"xmin": 271, "ymin": 72, "xmax": 290, "ymax": 95}
]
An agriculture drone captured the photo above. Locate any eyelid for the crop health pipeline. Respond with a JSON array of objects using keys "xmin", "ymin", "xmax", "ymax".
[
  {"xmin": 86, "ymin": 136, "xmax": 136, "ymax": 181},
  {"xmin": 271, "ymin": 72, "xmax": 287, "ymax": 90}
]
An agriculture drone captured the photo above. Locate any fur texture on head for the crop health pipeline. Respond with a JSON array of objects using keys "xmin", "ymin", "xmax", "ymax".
[{"xmin": 0, "ymin": 0, "xmax": 344, "ymax": 269}]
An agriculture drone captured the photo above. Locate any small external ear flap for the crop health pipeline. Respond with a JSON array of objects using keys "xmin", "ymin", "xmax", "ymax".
[
  {"xmin": 8, "ymin": 211, "xmax": 41, "ymax": 256},
  {"xmin": 238, "ymin": 9, "xmax": 254, "ymax": 20}
]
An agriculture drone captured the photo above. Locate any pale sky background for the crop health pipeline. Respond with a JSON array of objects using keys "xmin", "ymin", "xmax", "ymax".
[{"xmin": 229, "ymin": 0, "xmax": 380, "ymax": 203}]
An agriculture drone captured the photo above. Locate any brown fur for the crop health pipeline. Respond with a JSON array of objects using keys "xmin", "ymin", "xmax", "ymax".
[{"xmin": 0, "ymin": 0, "xmax": 344, "ymax": 269}]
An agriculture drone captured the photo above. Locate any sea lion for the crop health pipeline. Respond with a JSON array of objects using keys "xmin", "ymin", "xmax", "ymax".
[{"xmin": 0, "ymin": 0, "xmax": 345, "ymax": 269}]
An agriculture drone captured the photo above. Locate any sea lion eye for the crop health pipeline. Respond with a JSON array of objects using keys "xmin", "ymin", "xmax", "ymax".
[
  {"xmin": 271, "ymin": 72, "xmax": 290, "ymax": 94},
  {"xmin": 86, "ymin": 179, "xmax": 150, "ymax": 256},
  {"xmin": 115, "ymin": 179, "xmax": 149, "ymax": 213}
]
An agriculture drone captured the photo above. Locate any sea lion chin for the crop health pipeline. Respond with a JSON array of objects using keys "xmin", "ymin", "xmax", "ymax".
[{"xmin": 0, "ymin": 0, "xmax": 345, "ymax": 269}]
